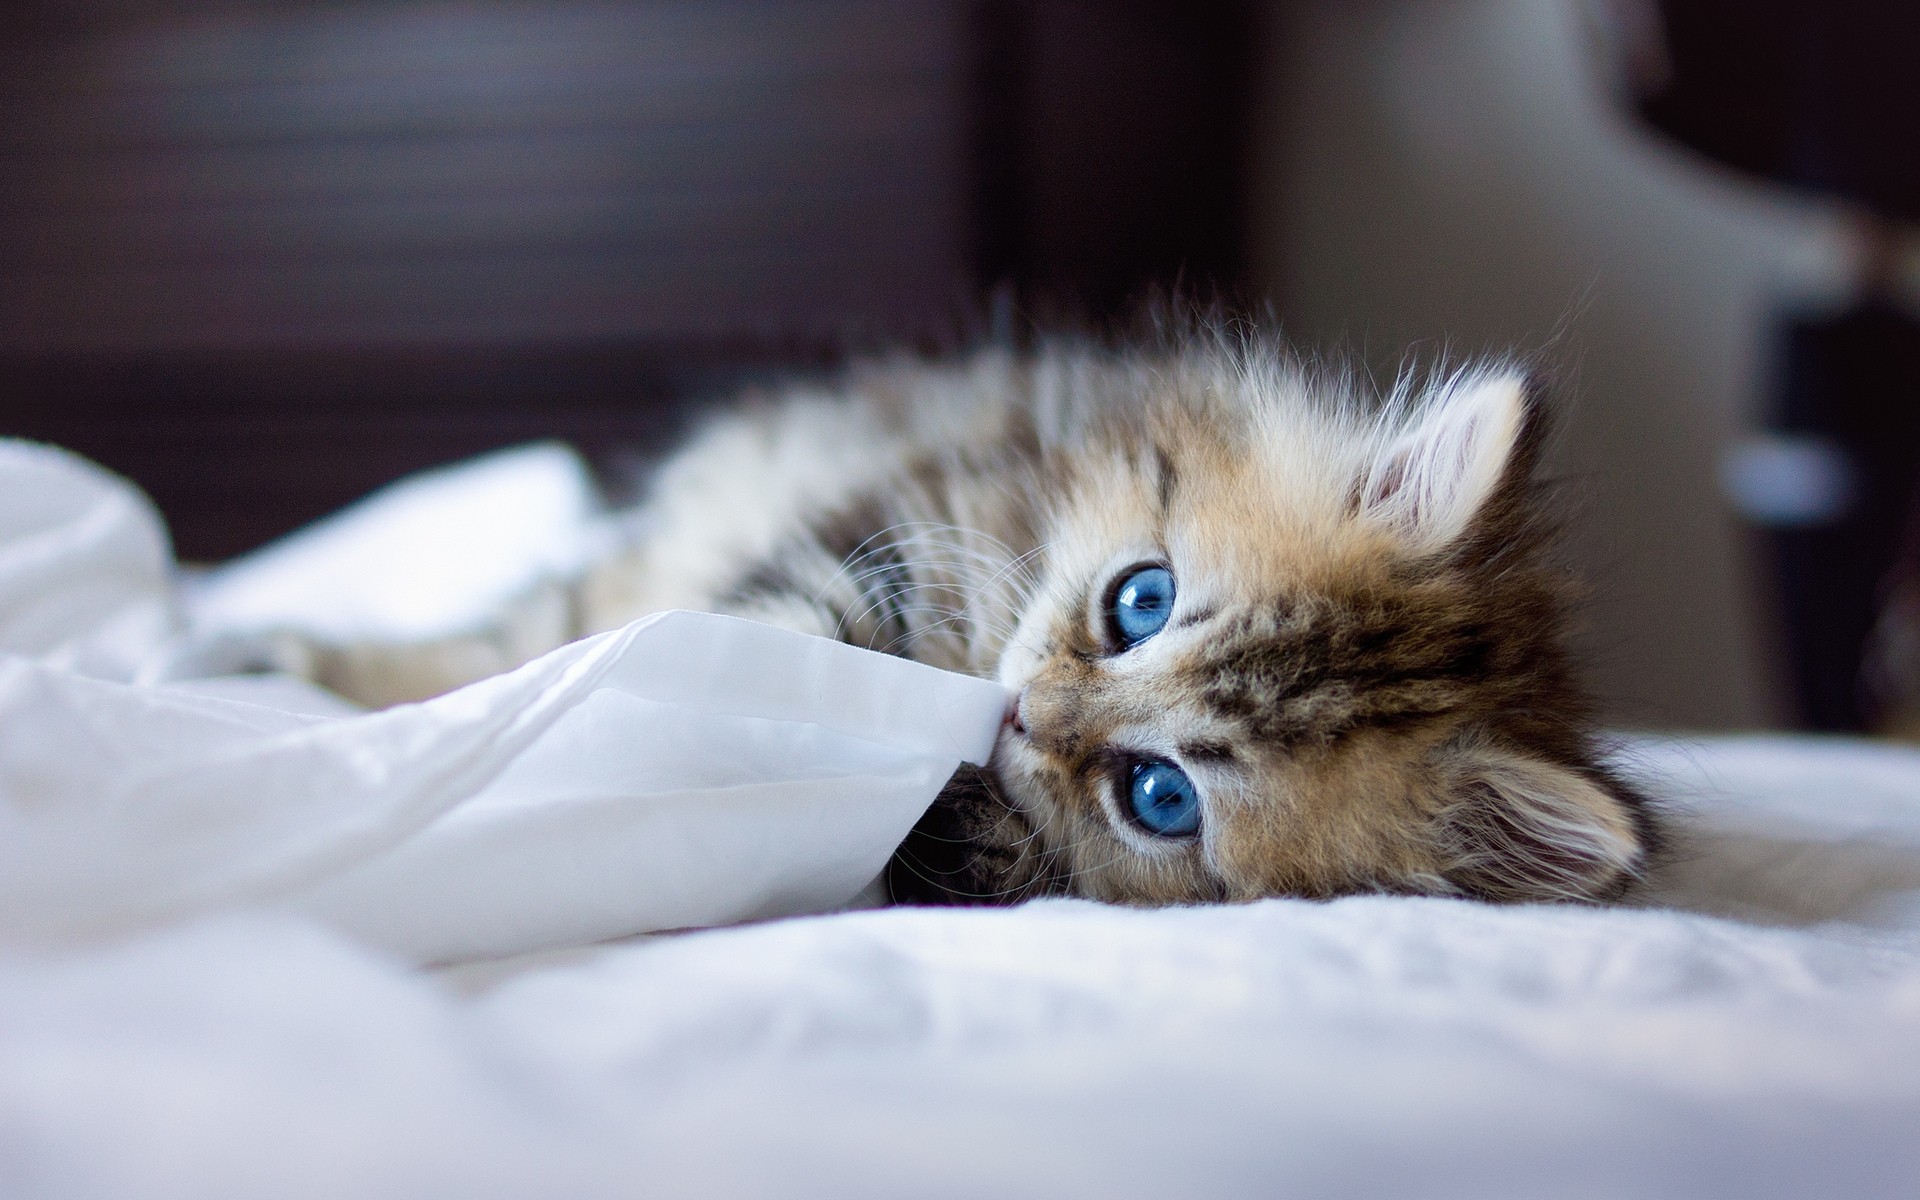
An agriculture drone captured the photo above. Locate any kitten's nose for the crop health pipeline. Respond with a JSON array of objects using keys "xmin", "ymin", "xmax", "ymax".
[
  {"xmin": 1012, "ymin": 673, "xmax": 1101, "ymax": 758},
  {"xmin": 1007, "ymin": 689, "xmax": 1027, "ymax": 735}
]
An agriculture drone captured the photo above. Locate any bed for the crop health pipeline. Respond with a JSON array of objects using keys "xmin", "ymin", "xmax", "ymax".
[{"xmin": 3, "ymin": 442, "xmax": 1918, "ymax": 1198}]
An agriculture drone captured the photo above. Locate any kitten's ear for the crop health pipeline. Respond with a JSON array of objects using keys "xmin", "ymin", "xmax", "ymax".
[
  {"xmin": 1432, "ymin": 744, "xmax": 1648, "ymax": 902},
  {"xmin": 1361, "ymin": 372, "xmax": 1534, "ymax": 553}
]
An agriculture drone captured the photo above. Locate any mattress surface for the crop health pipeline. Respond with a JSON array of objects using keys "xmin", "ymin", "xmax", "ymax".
[{"xmin": 5, "ymin": 734, "xmax": 1920, "ymax": 1199}]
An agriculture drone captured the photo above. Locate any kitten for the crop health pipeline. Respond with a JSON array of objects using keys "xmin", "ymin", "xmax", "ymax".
[{"xmin": 314, "ymin": 328, "xmax": 1658, "ymax": 907}]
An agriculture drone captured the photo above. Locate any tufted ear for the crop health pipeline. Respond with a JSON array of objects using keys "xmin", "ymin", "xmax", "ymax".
[
  {"xmin": 1361, "ymin": 372, "xmax": 1532, "ymax": 553},
  {"xmin": 1433, "ymin": 744, "xmax": 1648, "ymax": 902}
]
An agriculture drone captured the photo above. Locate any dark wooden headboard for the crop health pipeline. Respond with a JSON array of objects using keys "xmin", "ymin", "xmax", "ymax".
[{"xmin": 1, "ymin": 1, "xmax": 1256, "ymax": 560}]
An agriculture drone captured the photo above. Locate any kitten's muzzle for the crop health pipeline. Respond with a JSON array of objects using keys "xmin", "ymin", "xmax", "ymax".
[
  {"xmin": 1007, "ymin": 689, "xmax": 1028, "ymax": 736},
  {"xmin": 1011, "ymin": 668, "xmax": 1112, "ymax": 759}
]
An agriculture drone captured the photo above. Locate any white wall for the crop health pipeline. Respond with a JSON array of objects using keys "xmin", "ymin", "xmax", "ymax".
[{"xmin": 1251, "ymin": 0, "xmax": 1856, "ymax": 728}]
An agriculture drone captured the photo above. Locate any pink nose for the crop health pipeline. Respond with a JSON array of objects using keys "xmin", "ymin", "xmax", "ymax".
[{"xmin": 1006, "ymin": 689, "xmax": 1028, "ymax": 735}]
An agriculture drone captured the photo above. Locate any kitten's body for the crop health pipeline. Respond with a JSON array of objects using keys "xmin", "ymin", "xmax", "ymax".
[{"xmin": 313, "ymin": 332, "xmax": 1656, "ymax": 907}]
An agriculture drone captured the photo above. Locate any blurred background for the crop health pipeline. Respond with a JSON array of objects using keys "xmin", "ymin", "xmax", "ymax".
[{"xmin": 3, "ymin": 0, "xmax": 1917, "ymax": 734}]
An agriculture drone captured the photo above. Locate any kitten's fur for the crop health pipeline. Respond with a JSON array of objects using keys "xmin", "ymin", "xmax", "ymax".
[{"xmin": 313, "ymin": 328, "xmax": 1657, "ymax": 907}]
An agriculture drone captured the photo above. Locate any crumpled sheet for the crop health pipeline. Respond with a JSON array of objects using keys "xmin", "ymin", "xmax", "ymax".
[
  {"xmin": 0, "ymin": 440, "xmax": 1006, "ymax": 963},
  {"xmin": 5, "ymin": 443, "xmax": 1920, "ymax": 1199}
]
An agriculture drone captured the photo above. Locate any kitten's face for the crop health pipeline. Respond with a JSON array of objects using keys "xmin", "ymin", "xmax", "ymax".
[{"xmin": 909, "ymin": 369, "xmax": 1651, "ymax": 907}]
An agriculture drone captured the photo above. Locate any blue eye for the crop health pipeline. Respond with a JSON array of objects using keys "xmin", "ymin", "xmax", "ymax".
[
  {"xmin": 1127, "ymin": 758, "xmax": 1201, "ymax": 837},
  {"xmin": 1108, "ymin": 565, "xmax": 1175, "ymax": 647}
]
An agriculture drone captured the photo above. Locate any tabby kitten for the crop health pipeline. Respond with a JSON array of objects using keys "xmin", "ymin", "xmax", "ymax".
[{"xmin": 318, "ymin": 331, "xmax": 1657, "ymax": 907}]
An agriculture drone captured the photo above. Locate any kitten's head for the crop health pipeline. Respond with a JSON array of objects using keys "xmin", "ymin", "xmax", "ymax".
[{"xmin": 889, "ymin": 346, "xmax": 1655, "ymax": 907}]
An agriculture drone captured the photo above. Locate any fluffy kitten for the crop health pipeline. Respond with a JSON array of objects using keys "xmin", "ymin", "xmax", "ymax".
[{"xmin": 316, "ymin": 330, "xmax": 1658, "ymax": 907}]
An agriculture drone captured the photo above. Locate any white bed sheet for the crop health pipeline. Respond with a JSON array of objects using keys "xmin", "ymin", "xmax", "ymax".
[
  {"xmin": 4, "ymin": 445, "xmax": 1920, "ymax": 1198},
  {"xmin": 6, "ymin": 733, "xmax": 1920, "ymax": 1199}
]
